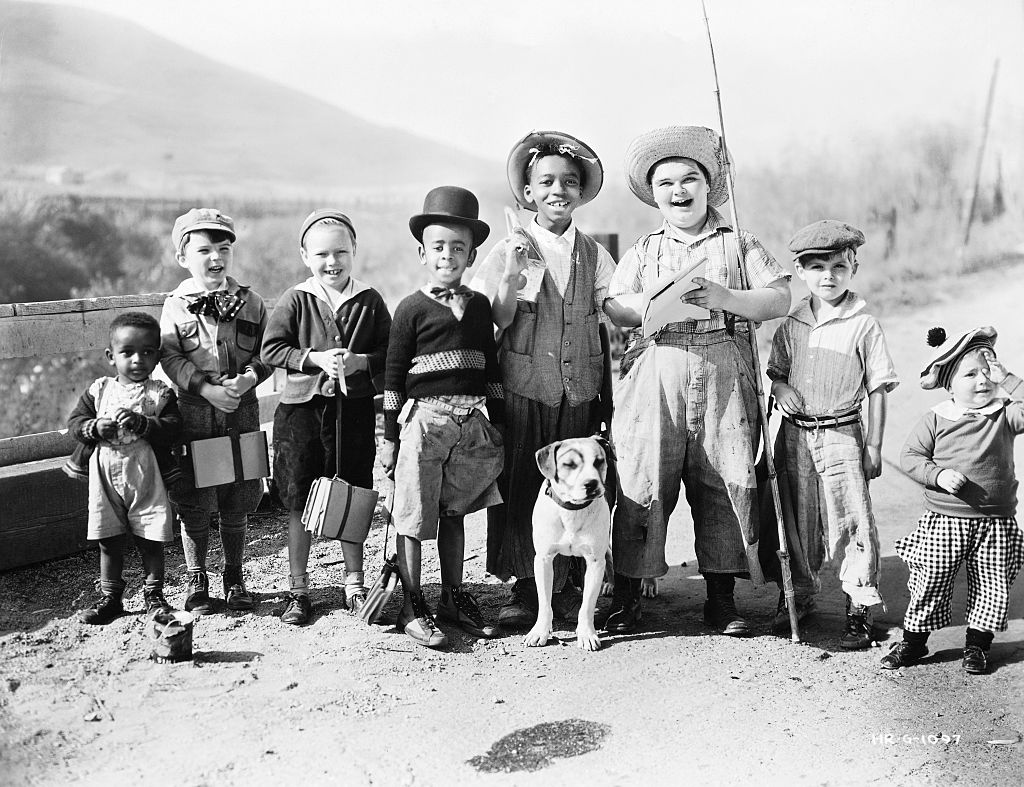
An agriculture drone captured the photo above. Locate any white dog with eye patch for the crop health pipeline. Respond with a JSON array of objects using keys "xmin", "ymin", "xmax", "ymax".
[{"xmin": 525, "ymin": 436, "xmax": 612, "ymax": 651}]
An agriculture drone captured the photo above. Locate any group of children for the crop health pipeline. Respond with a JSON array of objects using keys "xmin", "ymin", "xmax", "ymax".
[{"xmin": 66, "ymin": 126, "xmax": 1023, "ymax": 675}]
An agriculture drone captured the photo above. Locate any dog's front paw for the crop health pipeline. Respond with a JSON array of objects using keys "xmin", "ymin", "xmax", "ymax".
[
  {"xmin": 576, "ymin": 626, "xmax": 603, "ymax": 651},
  {"xmin": 524, "ymin": 626, "xmax": 551, "ymax": 648}
]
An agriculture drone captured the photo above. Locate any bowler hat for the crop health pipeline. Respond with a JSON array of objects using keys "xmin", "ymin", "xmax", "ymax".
[
  {"xmin": 789, "ymin": 220, "xmax": 865, "ymax": 259},
  {"xmin": 624, "ymin": 126, "xmax": 729, "ymax": 208},
  {"xmin": 920, "ymin": 326, "xmax": 997, "ymax": 390},
  {"xmin": 506, "ymin": 130, "xmax": 604, "ymax": 211},
  {"xmin": 299, "ymin": 209, "xmax": 357, "ymax": 247},
  {"xmin": 409, "ymin": 186, "xmax": 490, "ymax": 247},
  {"xmin": 172, "ymin": 208, "xmax": 236, "ymax": 252}
]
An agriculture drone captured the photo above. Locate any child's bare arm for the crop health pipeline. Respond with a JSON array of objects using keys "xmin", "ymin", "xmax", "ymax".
[
  {"xmin": 862, "ymin": 386, "xmax": 886, "ymax": 480},
  {"xmin": 491, "ymin": 241, "xmax": 526, "ymax": 330}
]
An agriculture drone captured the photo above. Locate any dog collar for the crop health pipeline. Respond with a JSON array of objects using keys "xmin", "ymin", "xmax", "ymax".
[{"xmin": 543, "ymin": 480, "xmax": 595, "ymax": 511}]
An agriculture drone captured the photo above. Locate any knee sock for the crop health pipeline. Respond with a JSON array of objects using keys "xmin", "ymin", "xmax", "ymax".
[
  {"xmin": 290, "ymin": 572, "xmax": 310, "ymax": 597},
  {"xmin": 144, "ymin": 578, "xmax": 164, "ymax": 595},
  {"xmin": 965, "ymin": 628, "xmax": 994, "ymax": 651},
  {"xmin": 99, "ymin": 578, "xmax": 126, "ymax": 598},
  {"xmin": 345, "ymin": 571, "xmax": 365, "ymax": 593},
  {"xmin": 903, "ymin": 630, "xmax": 929, "ymax": 648},
  {"xmin": 179, "ymin": 510, "xmax": 211, "ymax": 573},
  {"xmin": 219, "ymin": 513, "xmax": 248, "ymax": 567}
]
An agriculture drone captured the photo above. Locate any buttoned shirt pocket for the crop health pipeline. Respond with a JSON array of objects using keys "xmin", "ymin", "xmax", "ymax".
[
  {"xmin": 235, "ymin": 318, "xmax": 259, "ymax": 353},
  {"xmin": 175, "ymin": 321, "xmax": 201, "ymax": 353}
]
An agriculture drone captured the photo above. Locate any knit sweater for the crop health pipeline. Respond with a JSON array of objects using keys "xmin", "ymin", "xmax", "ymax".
[
  {"xmin": 901, "ymin": 374, "xmax": 1024, "ymax": 517},
  {"xmin": 383, "ymin": 290, "xmax": 504, "ymax": 440}
]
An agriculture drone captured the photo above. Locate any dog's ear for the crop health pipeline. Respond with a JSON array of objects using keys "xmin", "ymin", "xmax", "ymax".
[
  {"xmin": 592, "ymin": 434, "xmax": 616, "ymax": 462},
  {"xmin": 535, "ymin": 442, "xmax": 560, "ymax": 480}
]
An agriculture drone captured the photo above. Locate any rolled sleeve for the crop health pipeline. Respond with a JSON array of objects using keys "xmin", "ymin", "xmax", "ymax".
[
  {"xmin": 862, "ymin": 320, "xmax": 899, "ymax": 394},
  {"xmin": 740, "ymin": 230, "xmax": 790, "ymax": 289}
]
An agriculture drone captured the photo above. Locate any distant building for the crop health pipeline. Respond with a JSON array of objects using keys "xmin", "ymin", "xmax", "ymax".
[{"xmin": 45, "ymin": 166, "xmax": 84, "ymax": 186}]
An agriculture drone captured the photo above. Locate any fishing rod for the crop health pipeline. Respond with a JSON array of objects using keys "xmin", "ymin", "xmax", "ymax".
[{"xmin": 700, "ymin": 0, "xmax": 801, "ymax": 642}]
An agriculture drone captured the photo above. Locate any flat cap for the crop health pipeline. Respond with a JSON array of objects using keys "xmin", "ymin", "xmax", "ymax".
[
  {"xmin": 788, "ymin": 220, "xmax": 865, "ymax": 259},
  {"xmin": 171, "ymin": 208, "xmax": 235, "ymax": 252}
]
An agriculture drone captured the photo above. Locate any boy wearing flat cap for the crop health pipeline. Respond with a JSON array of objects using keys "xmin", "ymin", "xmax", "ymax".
[
  {"xmin": 262, "ymin": 210, "xmax": 391, "ymax": 625},
  {"xmin": 883, "ymin": 326, "xmax": 1024, "ymax": 674},
  {"xmin": 161, "ymin": 208, "xmax": 272, "ymax": 616},
  {"xmin": 381, "ymin": 186, "xmax": 505, "ymax": 648},
  {"xmin": 470, "ymin": 130, "xmax": 616, "ymax": 627},
  {"xmin": 767, "ymin": 220, "xmax": 898, "ymax": 648}
]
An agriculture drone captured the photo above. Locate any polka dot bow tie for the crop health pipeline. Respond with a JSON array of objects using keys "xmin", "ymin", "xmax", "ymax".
[
  {"xmin": 186, "ymin": 291, "xmax": 246, "ymax": 322},
  {"xmin": 429, "ymin": 285, "xmax": 473, "ymax": 320}
]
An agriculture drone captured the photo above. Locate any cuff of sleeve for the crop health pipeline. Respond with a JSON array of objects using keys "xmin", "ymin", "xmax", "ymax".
[
  {"xmin": 383, "ymin": 413, "xmax": 400, "ymax": 441},
  {"xmin": 138, "ymin": 416, "xmax": 154, "ymax": 438},
  {"xmin": 83, "ymin": 419, "xmax": 99, "ymax": 441},
  {"xmin": 1002, "ymin": 373, "xmax": 1024, "ymax": 397},
  {"xmin": 291, "ymin": 349, "xmax": 311, "ymax": 372},
  {"xmin": 926, "ymin": 467, "xmax": 943, "ymax": 489},
  {"xmin": 186, "ymin": 370, "xmax": 208, "ymax": 396}
]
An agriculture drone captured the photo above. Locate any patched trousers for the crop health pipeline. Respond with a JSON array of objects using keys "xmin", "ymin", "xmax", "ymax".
[{"xmin": 611, "ymin": 328, "xmax": 762, "ymax": 580}]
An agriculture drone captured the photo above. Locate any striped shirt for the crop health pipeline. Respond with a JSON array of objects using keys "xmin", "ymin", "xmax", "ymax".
[
  {"xmin": 608, "ymin": 207, "xmax": 789, "ymax": 332},
  {"xmin": 767, "ymin": 292, "xmax": 899, "ymax": 416}
]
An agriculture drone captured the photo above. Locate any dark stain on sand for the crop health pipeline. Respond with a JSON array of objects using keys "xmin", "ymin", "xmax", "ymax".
[{"xmin": 468, "ymin": 718, "xmax": 611, "ymax": 773}]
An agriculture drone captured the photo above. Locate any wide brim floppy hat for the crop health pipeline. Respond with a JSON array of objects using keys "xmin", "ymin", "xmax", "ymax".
[
  {"xmin": 299, "ymin": 209, "xmax": 357, "ymax": 247},
  {"xmin": 920, "ymin": 325, "xmax": 997, "ymax": 390},
  {"xmin": 506, "ymin": 130, "xmax": 604, "ymax": 211},
  {"xmin": 624, "ymin": 125, "xmax": 729, "ymax": 208},
  {"xmin": 409, "ymin": 185, "xmax": 490, "ymax": 247}
]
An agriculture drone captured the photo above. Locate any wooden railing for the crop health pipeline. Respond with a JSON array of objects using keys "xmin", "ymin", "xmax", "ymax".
[{"xmin": 0, "ymin": 294, "xmax": 281, "ymax": 570}]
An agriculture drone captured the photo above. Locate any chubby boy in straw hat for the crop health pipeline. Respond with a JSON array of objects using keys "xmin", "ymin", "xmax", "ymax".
[
  {"xmin": 603, "ymin": 126, "xmax": 791, "ymax": 637},
  {"xmin": 767, "ymin": 220, "xmax": 898, "ymax": 648},
  {"xmin": 882, "ymin": 327, "xmax": 1024, "ymax": 674},
  {"xmin": 469, "ymin": 130, "xmax": 617, "ymax": 627},
  {"xmin": 381, "ymin": 186, "xmax": 506, "ymax": 648}
]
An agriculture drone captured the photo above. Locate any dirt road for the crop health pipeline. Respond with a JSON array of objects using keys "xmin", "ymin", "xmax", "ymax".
[{"xmin": 2, "ymin": 265, "xmax": 1023, "ymax": 786}]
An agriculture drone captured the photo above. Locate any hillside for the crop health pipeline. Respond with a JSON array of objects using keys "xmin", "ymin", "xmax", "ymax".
[{"xmin": 0, "ymin": 1, "xmax": 495, "ymax": 193}]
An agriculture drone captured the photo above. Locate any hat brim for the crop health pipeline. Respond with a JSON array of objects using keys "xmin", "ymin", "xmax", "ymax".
[
  {"xmin": 409, "ymin": 214, "xmax": 490, "ymax": 247},
  {"xmin": 919, "ymin": 326, "xmax": 998, "ymax": 389},
  {"xmin": 507, "ymin": 131, "xmax": 604, "ymax": 212},
  {"xmin": 179, "ymin": 221, "xmax": 236, "ymax": 245},
  {"xmin": 624, "ymin": 126, "xmax": 728, "ymax": 208}
]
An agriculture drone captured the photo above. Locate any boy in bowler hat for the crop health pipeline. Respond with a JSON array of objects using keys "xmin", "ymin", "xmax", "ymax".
[{"xmin": 381, "ymin": 186, "xmax": 506, "ymax": 648}]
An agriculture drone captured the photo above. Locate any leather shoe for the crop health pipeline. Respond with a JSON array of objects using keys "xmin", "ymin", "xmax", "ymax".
[
  {"xmin": 281, "ymin": 592, "xmax": 312, "ymax": 625},
  {"xmin": 703, "ymin": 595, "xmax": 750, "ymax": 637},
  {"xmin": 602, "ymin": 598, "xmax": 641, "ymax": 633},
  {"xmin": 962, "ymin": 645, "xmax": 988, "ymax": 675}
]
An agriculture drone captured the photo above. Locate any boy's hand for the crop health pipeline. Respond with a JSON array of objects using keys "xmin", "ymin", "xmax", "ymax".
[
  {"xmin": 340, "ymin": 349, "xmax": 367, "ymax": 377},
  {"xmin": 771, "ymin": 382, "xmax": 805, "ymax": 416},
  {"xmin": 200, "ymin": 381, "xmax": 241, "ymax": 413},
  {"xmin": 94, "ymin": 418, "xmax": 119, "ymax": 441},
  {"xmin": 309, "ymin": 349, "xmax": 344, "ymax": 379},
  {"xmin": 380, "ymin": 439, "xmax": 398, "ymax": 479},
  {"xmin": 114, "ymin": 408, "xmax": 147, "ymax": 435},
  {"xmin": 503, "ymin": 234, "xmax": 529, "ymax": 285},
  {"xmin": 937, "ymin": 468, "xmax": 967, "ymax": 494},
  {"xmin": 983, "ymin": 350, "xmax": 1008, "ymax": 385},
  {"xmin": 862, "ymin": 444, "xmax": 882, "ymax": 480},
  {"xmin": 683, "ymin": 277, "xmax": 734, "ymax": 312},
  {"xmin": 220, "ymin": 370, "xmax": 257, "ymax": 397}
]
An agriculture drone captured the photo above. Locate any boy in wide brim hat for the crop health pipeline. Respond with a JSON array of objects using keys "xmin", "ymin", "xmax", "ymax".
[
  {"xmin": 602, "ymin": 125, "xmax": 791, "ymax": 637},
  {"xmin": 767, "ymin": 219, "xmax": 898, "ymax": 647},
  {"xmin": 469, "ymin": 131, "xmax": 617, "ymax": 628},
  {"xmin": 382, "ymin": 186, "xmax": 506, "ymax": 648},
  {"xmin": 885, "ymin": 326, "xmax": 1024, "ymax": 674}
]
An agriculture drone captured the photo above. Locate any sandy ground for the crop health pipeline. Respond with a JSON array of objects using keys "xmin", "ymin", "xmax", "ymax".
[{"xmin": 2, "ymin": 265, "xmax": 1024, "ymax": 786}]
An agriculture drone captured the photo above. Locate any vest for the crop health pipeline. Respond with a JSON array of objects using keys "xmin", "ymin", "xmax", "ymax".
[{"xmin": 500, "ymin": 229, "xmax": 603, "ymax": 407}]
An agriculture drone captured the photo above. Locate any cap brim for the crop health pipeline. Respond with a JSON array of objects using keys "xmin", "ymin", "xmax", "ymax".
[
  {"xmin": 506, "ymin": 131, "xmax": 604, "ymax": 212},
  {"xmin": 624, "ymin": 126, "xmax": 728, "ymax": 208},
  {"xmin": 180, "ymin": 221, "xmax": 236, "ymax": 243}
]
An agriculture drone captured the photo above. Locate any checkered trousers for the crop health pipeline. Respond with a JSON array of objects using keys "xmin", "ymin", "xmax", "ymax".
[{"xmin": 896, "ymin": 511, "xmax": 1024, "ymax": 632}]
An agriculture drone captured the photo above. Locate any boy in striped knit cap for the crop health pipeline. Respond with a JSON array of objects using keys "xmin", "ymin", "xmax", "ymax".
[
  {"xmin": 767, "ymin": 220, "xmax": 898, "ymax": 648},
  {"xmin": 883, "ymin": 326, "xmax": 1024, "ymax": 674},
  {"xmin": 381, "ymin": 186, "xmax": 505, "ymax": 649}
]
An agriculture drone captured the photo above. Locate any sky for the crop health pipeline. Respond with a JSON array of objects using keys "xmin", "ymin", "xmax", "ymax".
[{"xmin": 37, "ymin": 0, "xmax": 1024, "ymax": 177}]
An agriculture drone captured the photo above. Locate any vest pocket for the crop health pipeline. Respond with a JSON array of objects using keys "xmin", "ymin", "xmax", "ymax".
[{"xmin": 505, "ymin": 305, "xmax": 537, "ymax": 356}]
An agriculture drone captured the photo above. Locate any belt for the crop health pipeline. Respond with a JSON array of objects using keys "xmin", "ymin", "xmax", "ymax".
[
  {"xmin": 784, "ymin": 407, "xmax": 861, "ymax": 431},
  {"xmin": 416, "ymin": 397, "xmax": 481, "ymax": 417}
]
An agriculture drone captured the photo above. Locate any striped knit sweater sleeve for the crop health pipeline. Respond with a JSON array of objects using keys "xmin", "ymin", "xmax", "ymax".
[{"xmin": 383, "ymin": 291, "xmax": 504, "ymax": 440}]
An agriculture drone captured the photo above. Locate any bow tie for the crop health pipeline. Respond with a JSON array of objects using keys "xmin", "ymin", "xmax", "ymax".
[
  {"xmin": 186, "ymin": 291, "xmax": 245, "ymax": 322},
  {"xmin": 429, "ymin": 286, "xmax": 473, "ymax": 320}
]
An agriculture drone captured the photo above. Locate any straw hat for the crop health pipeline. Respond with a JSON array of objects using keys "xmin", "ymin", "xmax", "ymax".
[
  {"xmin": 506, "ymin": 130, "xmax": 604, "ymax": 211},
  {"xmin": 919, "ymin": 326, "xmax": 997, "ymax": 390},
  {"xmin": 624, "ymin": 126, "xmax": 729, "ymax": 208}
]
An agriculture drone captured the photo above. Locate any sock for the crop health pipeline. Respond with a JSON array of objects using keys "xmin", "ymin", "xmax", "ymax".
[
  {"xmin": 903, "ymin": 630, "xmax": 929, "ymax": 648},
  {"xmin": 345, "ymin": 571, "xmax": 365, "ymax": 592},
  {"xmin": 144, "ymin": 578, "xmax": 164, "ymax": 594},
  {"xmin": 706, "ymin": 573, "xmax": 735, "ymax": 596},
  {"xmin": 613, "ymin": 573, "xmax": 641, "ymax": 602},
  {"xmin": 180, "ymin": 510, "xmax": 210, "ymax": 573},
  {"xmin": 219, "ymin": 514, "xmax": 247, "ymax": 567},
  {"xmin": 290, "ymin": 572, "xmax": 310, "ymax": 597},
  {"xmin": 223, "ymin": 564, "xmax": 243, "ymax": 586},
  {"xmin": 965, "ymin": 627, "xmax": 994, "ymax": 651},
  {"xmin": 99, "ymin": 578, "xmax": 126, "ymax": 598}
]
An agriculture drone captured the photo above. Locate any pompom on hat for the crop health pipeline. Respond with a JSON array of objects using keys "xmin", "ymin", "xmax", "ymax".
[
  {"xmin": 919, "ymin": 325, "xmax": 997, "ymax": 390},
  {"xmin": 789, "ymin": 220, "xmax": 865, "ymax": 259},
  {"xmin": 507, "ymin": 130, "xmax": 604, "ymax": 211},
  {"xmin": 624, "ymin": 126, "xmax": 729, "ymax": 208}
]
